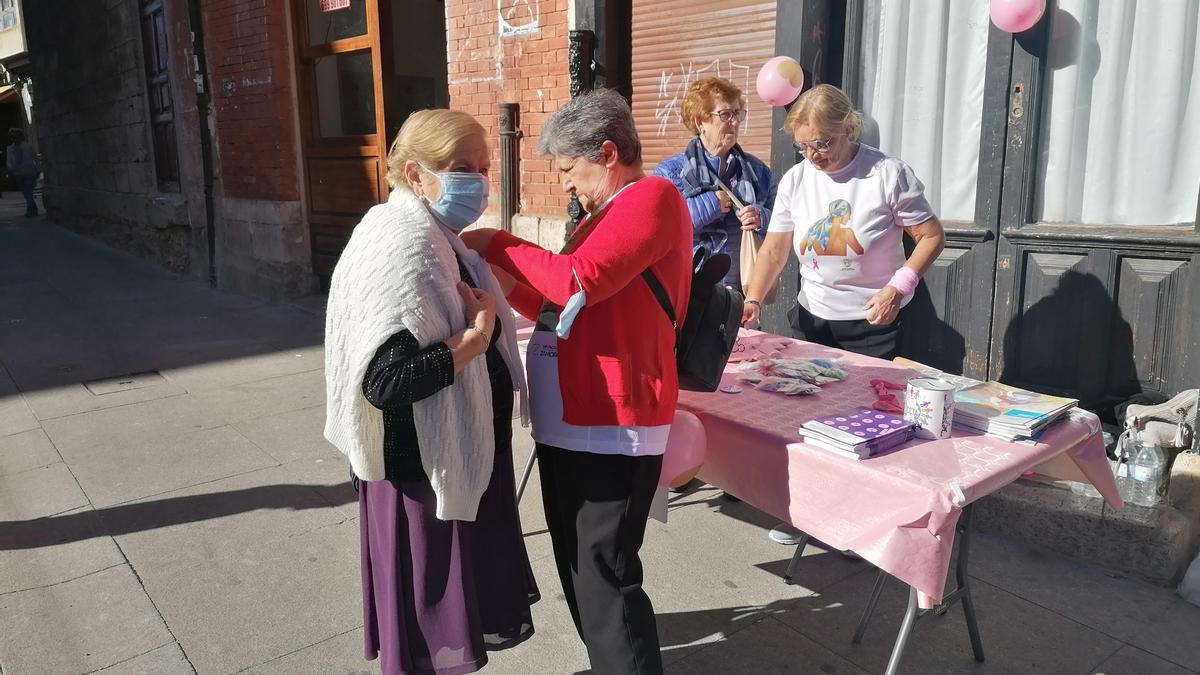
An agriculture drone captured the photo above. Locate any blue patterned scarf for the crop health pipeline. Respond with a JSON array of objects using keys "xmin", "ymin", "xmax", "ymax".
[{"xmin": 680, "ymin": 137, "xmax": 761, "ymax": 254}]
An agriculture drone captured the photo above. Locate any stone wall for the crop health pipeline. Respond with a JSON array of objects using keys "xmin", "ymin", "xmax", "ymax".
[
  {"xmin": 24, "ymin": 0, "xmax": 202, "ymax": 275},
  {"xmin": 25, "ymin": 0, "xmax": 316, "ymax": 298}
]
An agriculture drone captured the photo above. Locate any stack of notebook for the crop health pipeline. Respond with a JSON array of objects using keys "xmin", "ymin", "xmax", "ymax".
[
  {"xmin": 799, "ymin": 408, "xmax": 916, "ymax": 460},
  {"xmin": 953, "ymin": 381, "xmax": 1077, "ymax": 441}
]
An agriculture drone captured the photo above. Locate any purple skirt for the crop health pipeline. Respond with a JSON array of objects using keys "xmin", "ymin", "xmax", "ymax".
[{"xmin": 359, "ymin": 437, "xmax": 539, "ymax": 675}]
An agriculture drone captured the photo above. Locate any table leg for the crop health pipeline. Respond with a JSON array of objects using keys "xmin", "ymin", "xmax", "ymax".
[
  {"xmin": 852, "ymin": 568, "xmax": 888, "ymax": 643},
  {"xmin": 956, "ymin": 505, "xmax": 985, "ymax": 662},
  {"xmin": 846, "ymin": 504, "xmax": 985, "ymax": 673},
  {"xmin": 783, "ymin": 531, "xmax": 812, "ymax": 583},
  {"xmin": 883, "ymin": 586, "xmax": 920, "ymax": 675},
  {"xmin": 515, "ymin": 446, "xmax": 538, "ymax": 503}
]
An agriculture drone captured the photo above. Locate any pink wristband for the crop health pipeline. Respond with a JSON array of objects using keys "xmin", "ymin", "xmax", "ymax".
[{"xmin": 887, "ymin": 267, "xmax": 920, "ymax": 296}]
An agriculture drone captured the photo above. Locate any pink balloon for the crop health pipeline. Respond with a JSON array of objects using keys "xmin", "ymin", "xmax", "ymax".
[
  {"xmin": 756, "ymin": 56, "xmax": 805, "ymax": 107},
  {"xmin": 659, "ymin": 410, "xmax": 707, "ymax": 488},
  {"xmin": 990, "ymin": 0, "xmax": 1046, "ymax": 33}
]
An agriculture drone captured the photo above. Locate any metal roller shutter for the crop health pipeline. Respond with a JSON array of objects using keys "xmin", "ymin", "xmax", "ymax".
[{"xmin": 630, "ymin": 0, "xmax": 778, "ymax": 171}]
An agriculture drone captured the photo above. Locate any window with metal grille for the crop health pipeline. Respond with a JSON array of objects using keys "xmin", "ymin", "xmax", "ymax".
[{"xmin": 140, "ymin": 0, "xmax": 180, "ymax": 192}]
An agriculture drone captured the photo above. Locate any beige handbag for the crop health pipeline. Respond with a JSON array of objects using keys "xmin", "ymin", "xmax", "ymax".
[{"xmin": 740, "ymin": 229, "xmax": 778, "ymax": 304}]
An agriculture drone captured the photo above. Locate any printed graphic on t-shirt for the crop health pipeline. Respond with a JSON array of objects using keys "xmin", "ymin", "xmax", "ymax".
[{"xmin": 797, "ymin": 199, "xmax": 864, "ymax": 257}]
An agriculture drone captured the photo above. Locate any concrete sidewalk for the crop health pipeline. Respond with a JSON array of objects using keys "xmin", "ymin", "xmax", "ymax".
[{"xmin": 1, "ymin": 206, "xmax": 1197, "ymax": 675}]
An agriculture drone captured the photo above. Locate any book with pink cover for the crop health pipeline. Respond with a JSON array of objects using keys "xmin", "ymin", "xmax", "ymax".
[{"xmin": 954, "ymin": 381, "xmax": 1077, "ymax": 436}]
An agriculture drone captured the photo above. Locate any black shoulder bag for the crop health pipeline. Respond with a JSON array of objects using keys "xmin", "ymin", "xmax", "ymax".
[{"xmin": 642, "ymin": 248, "xmax": 744, "ymax": 392}]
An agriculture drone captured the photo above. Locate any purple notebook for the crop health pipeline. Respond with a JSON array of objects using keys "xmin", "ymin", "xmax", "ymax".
[
  {"xmin": 801, "ymin": 408, "xmax": 914, "ymax": 448},
  {"xmin": 801, "ymin": 427, "xmax": 913, "ymax": 459}
]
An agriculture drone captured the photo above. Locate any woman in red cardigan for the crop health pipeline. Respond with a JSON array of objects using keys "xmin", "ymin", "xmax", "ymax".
[{"xmin": 462, "ymin": 89, "xmax": 691, "ymax": 675}]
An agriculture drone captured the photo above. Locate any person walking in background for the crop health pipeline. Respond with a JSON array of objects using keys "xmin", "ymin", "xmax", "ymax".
[
  {"xmin": 323, "ymin": 109, "xmax": 538, "ymax": 675},
  {"xmin": 7, "ymin": 128, "xmax": 38, "ymax": 216},
  {"xmin": 463, "ymin": 89, "xmax": 692, "ymax": 675},
  {"xmin": 742, "ymin": 83, "xmax": 946, "ymax": 546}
]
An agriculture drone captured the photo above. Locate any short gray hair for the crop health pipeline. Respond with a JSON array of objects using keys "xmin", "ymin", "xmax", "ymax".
[{"xmin": 537, "ymin": 89, "xmax": 642, "ymax": 165}]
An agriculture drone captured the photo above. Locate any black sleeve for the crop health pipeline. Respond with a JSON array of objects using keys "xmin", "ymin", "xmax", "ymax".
[{"xmin": 361, "ymin": 330, "xmax": 455, "ymax": 409}]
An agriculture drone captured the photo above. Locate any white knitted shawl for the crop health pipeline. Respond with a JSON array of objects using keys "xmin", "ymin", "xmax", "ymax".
[{"xmin": 323, "ymin": 188, "xmax": 528, "ymax": 521}]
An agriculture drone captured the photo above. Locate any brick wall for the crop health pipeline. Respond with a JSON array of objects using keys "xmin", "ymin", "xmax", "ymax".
[
  {"xmin": 200, "ymin": 0, "xmax": 315, "ymax": 299},
  {"xmin": 446, "ymin": 0, "xmax": 571, "ymax": 222},
  {"xmin": 200, "ymin": 0, "xmax": 300, "ymax": 202}
]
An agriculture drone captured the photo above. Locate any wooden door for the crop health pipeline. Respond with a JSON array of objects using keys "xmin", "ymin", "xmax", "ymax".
[
  {"xmin": 292, "ymin": 0, "xmax": 388, "ymax": 280},
  {"xmin": 987, "ymin": 9, "xmax": 1200, "ymax": 415}
]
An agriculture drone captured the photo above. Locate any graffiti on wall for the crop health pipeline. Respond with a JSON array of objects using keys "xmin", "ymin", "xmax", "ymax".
[
  {"xmin": 653, "ymin": 58, "xmax": 752, "ymax": 137},
  {"xmin": 499, "ymin": 0, "xmax": 539, "ymax": 37},
  {"xmin": 450, "ymin": 0, "xmax": 539, "ymax": 84}
]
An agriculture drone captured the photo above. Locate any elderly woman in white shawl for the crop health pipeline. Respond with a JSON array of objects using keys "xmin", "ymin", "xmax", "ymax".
[{"xmin": 323, "ymin": 109, "xmax": 538, "ymax": 675}]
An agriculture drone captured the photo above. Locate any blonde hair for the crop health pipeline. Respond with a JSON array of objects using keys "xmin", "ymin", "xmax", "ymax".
[
  {"xmin": 681, "ymin": 77, "xmax": 744, "ymax": 135},
  {"xmin": 386, "ymin": 109, "xmax": 486, "ymax": 189},
  {"xmin": 783, "ymin": 84, "xmax": 863, "ymax": 141}
]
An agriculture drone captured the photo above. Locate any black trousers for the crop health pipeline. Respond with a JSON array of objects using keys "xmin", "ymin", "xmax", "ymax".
[
  {"xmin": 537, "ymin": 443, "xmax": 664, "ymax": 675},
  {"xmin": 788, "ymin": 303, "xmax": 904, "ymax": 360}
]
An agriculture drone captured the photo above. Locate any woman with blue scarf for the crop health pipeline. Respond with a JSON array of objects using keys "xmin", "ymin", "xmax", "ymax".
[{"xmin": 653, "ymin": 76, "xmax": 776, "ymax": 289}]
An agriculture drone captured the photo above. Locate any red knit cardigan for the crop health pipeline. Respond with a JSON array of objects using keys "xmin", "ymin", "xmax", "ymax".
[{"xmin": 484, "ymin": 176, "xmax": 692, "ymax": 426}]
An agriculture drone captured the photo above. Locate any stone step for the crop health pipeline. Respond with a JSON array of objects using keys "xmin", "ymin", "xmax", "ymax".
[{"xmin": 975, "ymin": 453, "xmax": 1200, "ymax": 586}]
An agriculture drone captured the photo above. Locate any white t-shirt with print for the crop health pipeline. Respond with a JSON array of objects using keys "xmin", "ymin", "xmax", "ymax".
[{"xmin": 767, "ymin": 144, "xmax": 935, "ymax": 321}]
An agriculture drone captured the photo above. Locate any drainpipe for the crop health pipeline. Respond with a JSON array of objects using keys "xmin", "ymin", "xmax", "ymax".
[
  {"xmin": 566, "ymin": 29, "xmax": 596, "ymax": 233},
  {"xmin": 498, "ymin": 102, "xmax": 521, "ymax": 232},
  {"xmin": 184, "ymin": 0, "xmax": 218, "ymax": 287}
]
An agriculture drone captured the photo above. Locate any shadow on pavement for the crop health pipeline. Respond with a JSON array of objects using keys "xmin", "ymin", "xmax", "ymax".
[{"xmin": 0, "ymin": 482, "xmax": 356, "ymax": 550}]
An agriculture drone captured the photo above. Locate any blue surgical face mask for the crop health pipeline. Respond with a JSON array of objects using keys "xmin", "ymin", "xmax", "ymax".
[
  {"xmin": 420, "ymin": 165, "xmax": 489, "ymax": 231},
  {"xmin": 555, "ymin": 269, "xmax": 588, "ymax": 339}
]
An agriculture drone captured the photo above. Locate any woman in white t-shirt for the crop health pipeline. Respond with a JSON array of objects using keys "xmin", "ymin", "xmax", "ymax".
[
  {"xmin": 742, "ymin": 84, "xmax": 945, "ymax": 359},
  {"xmin": 741, "ymin": 84, "xmax": 946, "ymax": 546}
]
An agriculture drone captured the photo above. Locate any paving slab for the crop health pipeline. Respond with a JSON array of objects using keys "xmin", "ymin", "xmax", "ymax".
[
  {"xmin": 64, "ymin": 424, "xmax": 280, "ymax": 508},
  {"xmin": 242, "ymin": 628, "xmax": 369, "ymax": 675},
  {"xmin": 1090, "ymin": 645, "xmax": 1197, "ymax": 675},
  {"xmin": 0, "ymin": 388, "xmax": 39, "ymax": 437},
  {"xmin": 970, "ymin": 531, "xmax": 1200, "ymax": 672},
  {"xmin": 0, "ymin": 505, "xmax": 126, "ymax": 595},
  {"xmin": 0, "ymin": 427, "xmax": 62, "ymax": 476},
  {"xmin": 20, "ymin": 379, "xmax": 188, "ymax": 422},
  {"xmin": 773, "ymin": 569, "xmax": 1122, "ymax": 674},
  {"xmin": 0, "ymin": 325, "xmax": 131, "ymax": 393},
  {"xmin": 0, "ymin": 565, "xmax": 174, "ymax": 675},
  {"xmin": 112, "ymin": 462, "xmax": 352, "ymax": 579},
  {"xmin": 93, "ymin": 642, "xmax": 195, "ymax": 675},
  {"xmin": 40, "ymin": 393, "xmax": 230, "ymax": 461},
  {"xmin": 668, "ymin": 615, "xmax": 868, "ymax": 675},
  {"xmin": 137, "ymin": 519, "xmax": 362, "ymax": 674},
  {"xmin": 232, "ymin": 404, "xmax": 337, "ymax": 466},
  {"xmin": 276, "ymin": 454, "xmax": 359, "ymax": 522},
  {"xmin": 188, "ymin": 368, "xmax": 326, "ymax": 425},
  {"xmin": 159, "ymin": 346, "xmax": 323, "ymax": 393},
  {"xmin": 0, "ymin": 461, "xmax": 89, "ymax": 520}
]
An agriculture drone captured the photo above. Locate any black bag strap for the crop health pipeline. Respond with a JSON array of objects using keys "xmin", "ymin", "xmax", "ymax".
[{"xmin": 641, "ymin": 269, "xmax": 679, "ymax": 346}]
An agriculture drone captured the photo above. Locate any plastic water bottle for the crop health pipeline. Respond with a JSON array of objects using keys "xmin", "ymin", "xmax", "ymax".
[
  {"xmin": 1112, "ymin": 431, "xmax": 1137, "ymax": 503},
  {"xmin": 1128, "ymin": 439, "xmax": 1167, "ymax": 507}
]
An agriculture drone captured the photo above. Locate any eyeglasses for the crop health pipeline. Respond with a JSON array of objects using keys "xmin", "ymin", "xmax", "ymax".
[
  {"xmin": 792, "ymin": 137, "xmax": 836, "ymax": 154},
  {"xmin": 709, "ymin": 109, "xmax": 747, "ymax": 123}
]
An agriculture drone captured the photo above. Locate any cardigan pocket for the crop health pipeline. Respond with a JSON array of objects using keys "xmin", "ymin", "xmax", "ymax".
[{"xmin": 592, "ymin": 354, "xmax": 633, "ymax": 401}]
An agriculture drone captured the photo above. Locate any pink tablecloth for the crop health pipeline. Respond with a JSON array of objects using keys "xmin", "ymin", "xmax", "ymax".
[{"xmin": 678, "ymin": 331, "xmax": 1124, "ymax": 609}]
